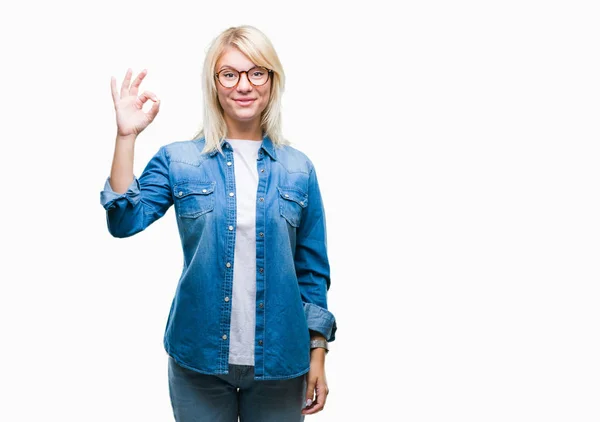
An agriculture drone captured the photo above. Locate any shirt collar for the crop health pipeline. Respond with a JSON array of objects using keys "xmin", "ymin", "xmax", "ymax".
[{"xmin": 208, "ymin": 133, "xmax": 277, "ymax": 161}]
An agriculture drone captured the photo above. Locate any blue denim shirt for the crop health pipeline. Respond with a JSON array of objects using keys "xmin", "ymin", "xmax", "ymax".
[{"xmin": 99, "ymin": 134, "xmax": 337, "ymax": 380}]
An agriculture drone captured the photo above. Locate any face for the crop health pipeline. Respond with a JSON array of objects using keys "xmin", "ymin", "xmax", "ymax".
[{"xmin": 215, "ymin": 46, "xmax": 271, "ymax": 128}]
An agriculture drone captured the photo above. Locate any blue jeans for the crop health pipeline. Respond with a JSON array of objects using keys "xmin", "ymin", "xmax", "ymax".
[{"xmin": 168, "ymin": 356, "xmax": 307, "ymax": 421}]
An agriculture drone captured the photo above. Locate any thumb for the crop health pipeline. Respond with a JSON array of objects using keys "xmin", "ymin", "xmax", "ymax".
[{"xmin": 305, "ymin": 376, "xmax": 316, "ymax": 406}]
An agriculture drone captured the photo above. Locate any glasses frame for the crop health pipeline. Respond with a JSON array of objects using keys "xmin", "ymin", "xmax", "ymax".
[{"xmin": 215, "ymin": 66, "xmax": 273, "ymax": 88}]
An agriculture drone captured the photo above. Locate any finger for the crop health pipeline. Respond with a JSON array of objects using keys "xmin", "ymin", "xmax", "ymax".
[
  {"xmin": 145, "ymin": 98, "xmax": 160, "ymax": 122},
  {"xmin": 110, "ymin": 76, "xmax": 119, "ymax": 108},
  {"xmin": 138, "ymin": 91, "xmax": 158, "ymax": 106},
  {"xmin": 304, "ymin": 377, "xmax": 316, "ymax": 406},
  {"xmin": 130, "ymin": 69, "xmax": 147, "ymax": 97},
  {"xmin": 120, "ymin": 68, "xmax": 132, "ymax": 99},
  {"xmin": 314, "ymin": 382, "xmax": 328, "ymax": 411},
  {"xmin": 303, "ymin": 382, "xmax": 328, "ymax": 415}
]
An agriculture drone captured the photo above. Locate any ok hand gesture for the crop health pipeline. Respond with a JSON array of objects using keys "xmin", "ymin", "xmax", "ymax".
[{"xmin": 110, "ymin": 68, "xmax": 160, "ymax": 138}]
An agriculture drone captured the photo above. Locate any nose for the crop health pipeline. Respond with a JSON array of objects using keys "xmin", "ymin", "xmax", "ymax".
[{"xmin": 236, "ymin": 71, "xmax": 252, "ymax": 92}]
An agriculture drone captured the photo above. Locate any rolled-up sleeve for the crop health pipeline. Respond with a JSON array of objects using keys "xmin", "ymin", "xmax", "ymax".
[
  {"xmin": 100, "ymin": 145, "xmax": 173, "ymax": 238},
  {"xmin": 295, "ymin": 162, "xmax": 337, "ymax": 342}
]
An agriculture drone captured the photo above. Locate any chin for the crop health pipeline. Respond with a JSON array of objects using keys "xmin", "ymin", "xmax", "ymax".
[{"xmin": 232, "ymin": 110, "xmax": 259, "ymax": 121}]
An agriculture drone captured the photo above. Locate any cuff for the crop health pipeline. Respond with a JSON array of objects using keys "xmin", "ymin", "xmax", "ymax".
[
  {"xmin": 303, "ymin": 302, "xmax": 337, "ymax": 342},
  {"xmin": 100, "ymin": 176, "xmax": 140, "ymax": 210}
]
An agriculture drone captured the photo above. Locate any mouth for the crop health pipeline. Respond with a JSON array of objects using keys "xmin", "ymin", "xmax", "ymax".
[{"xmin": 234, "ymin": 98, "xmax": 256, "ymax": 106}]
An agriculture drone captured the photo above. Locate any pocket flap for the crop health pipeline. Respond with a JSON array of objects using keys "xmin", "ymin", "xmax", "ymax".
[
  {"xmin": 173, "ymin": 181, "xmax": 216, "ymax": 199},
  {"xmin": 277, "ymin": 186, "xmax": 308, "ymax": 208}
]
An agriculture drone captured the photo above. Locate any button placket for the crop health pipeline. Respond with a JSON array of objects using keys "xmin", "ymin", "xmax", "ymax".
[
  {"xmin": 223, "ymin": 148, "xmax": 236, "ymax": 357},
  {"xmin": 254, "ymin": 148, "xmax": 269, "ymax": 374}
]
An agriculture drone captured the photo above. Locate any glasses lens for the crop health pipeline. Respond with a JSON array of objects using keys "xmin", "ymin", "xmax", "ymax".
[
  {"xmin": 247, "ymin": 67, "xmax": 269, "ymax": 86},
  {"xmin": 218, "ymin": 69, "xmax": 239, "ymax": 88}
]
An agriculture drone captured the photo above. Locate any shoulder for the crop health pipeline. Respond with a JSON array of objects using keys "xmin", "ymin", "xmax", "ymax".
[
  {"xmin": 160, "ymin": 139, "xmax": 210, "ymax": 166},
  {"xmin": 275, "ymin": 143, "xmax": 315, "ymax": 175}
]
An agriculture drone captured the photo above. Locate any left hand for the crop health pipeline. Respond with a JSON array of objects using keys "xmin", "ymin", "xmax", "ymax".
[{"xmin": 302, "ymin": 349, "xmax": 329, "ymax": 415}]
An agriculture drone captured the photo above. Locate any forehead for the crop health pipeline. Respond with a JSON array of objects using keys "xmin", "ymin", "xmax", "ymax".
[{"xmin": 216, "ymin": 46, "xmax": 255, "ymax": 70}]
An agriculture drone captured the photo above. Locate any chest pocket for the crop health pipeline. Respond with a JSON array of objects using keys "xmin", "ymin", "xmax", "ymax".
[
  {"xmin": 173, "ymin": 181, "xmax": 216, "ymax": 219},
  {"xmin": 277, "ymin": 186, "xmax": 308, "ymax": 228}
]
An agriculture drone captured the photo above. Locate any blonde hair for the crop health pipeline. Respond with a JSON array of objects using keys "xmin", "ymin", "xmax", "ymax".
[{"xmin": 192, "ymin": 25, "xmax": 289, "ymax": 155}]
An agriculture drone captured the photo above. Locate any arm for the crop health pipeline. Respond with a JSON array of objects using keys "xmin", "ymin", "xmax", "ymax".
[
  {"xmin": 295, "ymin": 162, "xmax": 337, "ymax": 343},
  {"xmin": 108, "ymin": 134, "xmax": 137, "ymax": 194},
  {"xmin": 100, "ymin": 141, "xmax": 173, "ymax": 238}
]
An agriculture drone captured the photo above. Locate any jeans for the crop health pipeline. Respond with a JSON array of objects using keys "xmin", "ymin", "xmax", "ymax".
[{"xmin": 168, "ymin": 356, "xmax": 307, "ymax": 421}]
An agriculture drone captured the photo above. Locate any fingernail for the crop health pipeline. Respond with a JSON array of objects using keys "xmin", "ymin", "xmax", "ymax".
[{"xmin": 306, "ymin": 399, "xmax": 312, "ymax": 407}]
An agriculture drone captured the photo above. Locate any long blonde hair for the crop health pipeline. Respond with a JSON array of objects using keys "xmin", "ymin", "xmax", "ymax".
[{"xmin": 192, "ymin": 25, "xmax": 289, "ymax": 155}]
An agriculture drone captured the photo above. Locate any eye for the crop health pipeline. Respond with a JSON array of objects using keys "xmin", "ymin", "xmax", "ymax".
[
  {"xmin": 252, "ymin": 70, "xmax": 265, "ymax": 77},
  {"xmin": 223, "ymin": 72, "xmax": 236, "ymax": 79}
]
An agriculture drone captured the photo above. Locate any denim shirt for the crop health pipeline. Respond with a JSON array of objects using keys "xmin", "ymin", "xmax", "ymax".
[{"xmin": 99, "ymin": 134, "xmax": 337, "ymax": 380}]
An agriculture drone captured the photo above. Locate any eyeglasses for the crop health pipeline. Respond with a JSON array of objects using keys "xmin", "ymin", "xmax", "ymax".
[{"xmin": 215, "ymin": 66, "xmax": 273, "ymax": 88}]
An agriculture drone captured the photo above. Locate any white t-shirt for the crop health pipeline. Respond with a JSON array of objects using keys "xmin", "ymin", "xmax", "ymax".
[{"xmin": 225, "ymin": 138, "xmax": 262, "ymax": 366}]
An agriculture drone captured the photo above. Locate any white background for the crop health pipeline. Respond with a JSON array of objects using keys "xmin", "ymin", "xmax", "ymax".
[{"xmin": 1, "ymin": 0, "xmax": 599, "ymax": 421}]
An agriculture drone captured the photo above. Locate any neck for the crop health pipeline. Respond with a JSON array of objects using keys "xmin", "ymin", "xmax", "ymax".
[{"xmin": 225, "ymin": 117, "xmax": 263, "ymax": 141}]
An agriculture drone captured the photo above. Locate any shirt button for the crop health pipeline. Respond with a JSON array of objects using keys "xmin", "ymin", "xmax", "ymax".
[
  {"xmin": 259, "ymin": 268, "xmax": 264, "ymax": 273},
  {"xmin": 258, "ymin": 340, "xmax": 263, "ymax": 346},
  {"xmin": 226, "ymin": 262, "xmax": 231, "ymax": 268},
  {"xmin": 178, "ymin": 191, "xmax": 183, "ymax": 196},
  {"xmin": 300, "ymin": 201, "xmax": 304, "ymax": 206},
  {"xmin": 227, "ymin": 161, "xmax": 232, "ymax": 166},
  {"xmin": 259, "ymin": 197, "xmax": 264, "ymax": 202},
  {"xmin": 222, "ymin": 334, "xmax": 227, "ymax": 340},
  {"xmin": 285, "ymin": 194, "xmax": 289, "ymax": 198},
  {"xmin": 228, "ymin": 225, "xmax": 234, "ymax": 231},
  {"xmin": 259, "ymin": 232, "xmax": 264, "ymax": 237},
  {"xmin": 202, "ymin": 189, "xmax": 207, "ymax": 193},
  {"xmin": 229, "ymin": 192, "xmax": 234, "ymax": 197},
  {"xmin": 224, "ymin": 297, "xmax": 230, "ymax": 302},
  {"xmin": 260, "ymin": 169, "xmax": 264, "ymax": 173},
  {"xmin": 259, "ymin": 302, "xmax": 264, "ymax": 308},
  {"xmin": 224, "ymin": 143, "xmax": 229, "ymax": 148}
]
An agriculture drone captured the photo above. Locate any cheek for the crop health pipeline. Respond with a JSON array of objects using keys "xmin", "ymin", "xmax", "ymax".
[
  {"xmin": 258, "ymin": 89, "xmax": 271, "ymax": 110},
  {"xmin": 216, "ymin": 89, "xmax": 230, "ymax": 109}
]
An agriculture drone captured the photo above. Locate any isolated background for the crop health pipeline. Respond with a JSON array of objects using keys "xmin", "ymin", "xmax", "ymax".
[{"xmin": 1, "ymin": 0, "xmax": 599, "ymax": 421}]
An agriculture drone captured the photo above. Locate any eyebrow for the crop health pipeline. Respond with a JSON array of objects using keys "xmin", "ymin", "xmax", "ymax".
[{"xmin": 218, "ymin": 65, "xmax": 257, "ymax": 72}]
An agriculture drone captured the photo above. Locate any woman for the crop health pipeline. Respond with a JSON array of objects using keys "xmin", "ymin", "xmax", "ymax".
[{"xmin": 100, "ymin": 25, "xmax": 337, "ymax": 421}]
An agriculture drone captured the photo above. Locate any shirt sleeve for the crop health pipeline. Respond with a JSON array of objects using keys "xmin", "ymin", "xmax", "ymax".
[
  {"xmin": 99, "ymin": 145, "xmax": 173, "ymax": 238},
  {"xmin": 295, "ymin": 162, "xmax": 337, "ymax": 342}
]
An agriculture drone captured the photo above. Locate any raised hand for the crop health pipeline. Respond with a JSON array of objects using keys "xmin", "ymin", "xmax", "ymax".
[{"xmin": 111, "ymin": 68, "xmax": 160, "ymax": 138}]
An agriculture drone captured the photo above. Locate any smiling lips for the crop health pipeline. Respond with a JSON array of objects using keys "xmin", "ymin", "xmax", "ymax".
[{"xmin": 234, "ymin": 98, "xmax": 255, "ymax": 106}]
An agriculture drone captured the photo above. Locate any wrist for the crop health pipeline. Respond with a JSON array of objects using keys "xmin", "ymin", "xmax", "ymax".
[
  {"xmin": 309, "ymin": 338, "xmax": 329, "ymax": 354},
  {"xmin": 116, "ymin": 133, "xmax": 137, "ymax": 144},
  {"xmin": 310, "ymin": 347, "xmax": 326, "ymax": 360}
]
